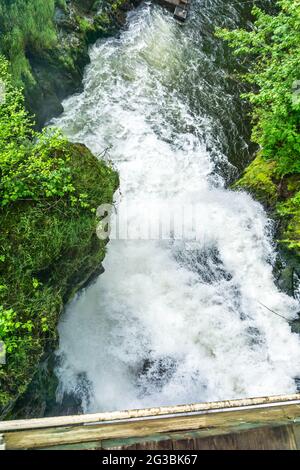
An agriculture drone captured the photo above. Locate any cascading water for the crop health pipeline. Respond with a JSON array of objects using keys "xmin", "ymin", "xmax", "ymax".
[{"xmin": 53, "ymin": 1, "xmax": 300, "ymax": 413}]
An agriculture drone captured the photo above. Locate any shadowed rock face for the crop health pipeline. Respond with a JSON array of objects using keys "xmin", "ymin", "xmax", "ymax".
[{"xmin": 24, "ymin": 0, "xmax": 141, "ymax": 128}]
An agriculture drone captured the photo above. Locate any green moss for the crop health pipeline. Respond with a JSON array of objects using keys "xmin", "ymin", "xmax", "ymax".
[
  {"xmin": 77, "ymin": 16, "xmax": 93, "ymax": 33},
  {"xmin": 234, "ymin": 154, "xmax": 278, "ymax": 205},
  {"xmin": 236, "ymin": 154, "xmax": 300, "ymax": 257},
  {"xmin": 0, "ymin": 55, "xmax": 119, "ymax": 414},
  {"xmin": 0, "ymin": 143, "xmax": 119, "ymax": 414},
  {"xmin": 277, "ymin": 191, "xmax": 300, "ymax": 253}
]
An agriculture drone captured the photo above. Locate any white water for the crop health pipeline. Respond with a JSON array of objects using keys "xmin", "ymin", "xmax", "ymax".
[{"xmin": 54, "ymin": 3, "xmax": 300, "ymax": 412}]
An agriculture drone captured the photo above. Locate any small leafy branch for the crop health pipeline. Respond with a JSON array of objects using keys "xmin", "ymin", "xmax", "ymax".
[{"xmin": 0, "ymin": 55, "xmax": 92, "ymax": 210}]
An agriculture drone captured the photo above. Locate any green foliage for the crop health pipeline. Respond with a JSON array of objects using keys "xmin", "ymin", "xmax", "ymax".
[
  {"xmin": 0, "ymin": 145, "xmax": 118, "ymax": 411},
  {"xmin": 219, "ymin": 1, "xmax": 300, "ymax": 254},
  {"xmin": 0, "ymin": 55, "xmax": 119, "ymax": 412},
  {"xmin": 217, "ymin": 0, "xmax": 300, "ymax": 177}
]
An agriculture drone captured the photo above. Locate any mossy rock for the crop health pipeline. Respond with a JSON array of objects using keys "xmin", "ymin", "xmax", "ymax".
[
  {"xmin": 233, "ymin": 154, "xmax": 278, "ymax": 206},
  {"xmin": 0, "ymin": 0, "xmax": 141, "ymax": 127},
  {"xmin": 0, "ymin": 143, "xmax": 119, "ymax": 417},
  {"xmin": 235, "ymin": 153, "xmax": 300, "ymax": 261}
]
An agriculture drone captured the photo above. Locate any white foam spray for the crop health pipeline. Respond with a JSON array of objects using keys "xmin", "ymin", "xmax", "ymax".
[{"xmin": 54, "ymin": 4, "xmax": 300, "ymax": 412}]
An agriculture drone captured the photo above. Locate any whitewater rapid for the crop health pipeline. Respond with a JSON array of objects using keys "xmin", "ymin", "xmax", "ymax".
[{"xmin": 53, "ymin": 2, "xmax": 300, "ymax": 413}]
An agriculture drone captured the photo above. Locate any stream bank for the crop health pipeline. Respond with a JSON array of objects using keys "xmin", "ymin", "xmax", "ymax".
[
  {"xmin": 235, "ymin": 156, "xmax": 300, "ymax": 320},
  {"xmin": 0, "ymin": 142, "xmax": 119, "ymax": 419},
  {"xmin": 27, "ymin": 0, "xmax": 142, "ymax": 127}
]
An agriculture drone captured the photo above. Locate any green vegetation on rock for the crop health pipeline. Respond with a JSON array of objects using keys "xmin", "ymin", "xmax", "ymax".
[
  {"xmin": 0, "ymin": 0, "xmax": 136, "ymax": 126},
  {"xmin": 235, "ymin": 154, "xmax": 278, "ymax": 204},
  {"xmin": 217, "ymin": 0, "xmax": 300, "ymax": 255},
  {"xmin": 0, "ymin": 0, "xmax": 57, "ymax": 85},
  {"xmin": 0, "ymin": 57, "xmax": 81, "ymax": 207},
  {"xmin": 0, "ymin": 0, "xmax": 128, "ymax": 85},
  {"xmin": 0, "ymin": 56, "xmax": 119, "ymax": 414}
]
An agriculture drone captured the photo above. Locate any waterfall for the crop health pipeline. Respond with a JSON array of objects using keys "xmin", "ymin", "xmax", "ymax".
[{"xmin": 53, "ymin": 2, "xmax": 300, "ymax": 413}]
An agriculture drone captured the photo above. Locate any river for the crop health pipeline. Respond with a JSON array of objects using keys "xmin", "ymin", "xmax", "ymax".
[{"xmin": 53, "ymin": 1, "xmax": 300, "ymax": 413}]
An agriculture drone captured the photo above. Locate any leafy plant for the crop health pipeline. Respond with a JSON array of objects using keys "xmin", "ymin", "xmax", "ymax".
[
  {"xmin": 217, "ymin": 0, "xmax": 300, "ymax": 177},
  {"xmin": 0, "ymin": 55, "xmax": 91, "ymax": 208}
]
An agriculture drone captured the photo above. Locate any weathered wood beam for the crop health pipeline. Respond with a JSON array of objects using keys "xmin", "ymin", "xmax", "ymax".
[
  {"xmin": 2, "ymin": 402, "xmax": 300, "ymax": 450},
  {"xmin": 1, "ymin": 393, "xmax": 299, "ymax": 432}
]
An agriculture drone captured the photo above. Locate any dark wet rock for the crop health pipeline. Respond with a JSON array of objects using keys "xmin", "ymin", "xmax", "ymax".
[
  {"xmin": 0, "ymin": 143, "xmax": 119, "ymax": 419},
  {"xmin": 136, "ymin": 357, "xmax": 178, "ymax": 394},
  {"xmin": 24, "ymin": 0, "xmax": 142, "ymax": 128},
  {"xmin": 274, "ymin": 248, "xmax": 300, "ymax": 298}
]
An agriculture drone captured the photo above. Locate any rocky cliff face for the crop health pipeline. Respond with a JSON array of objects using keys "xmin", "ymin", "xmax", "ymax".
[
  {"xmin": 0, "ymin": 0, "xmax": 140, "ymax": 127},
  {"xmin": 234, "ymin": 156, "xmax": 300, "ymax": 301},
  {"xmin": 27, "ymin": 0, "xmax": 141, "ymax": 126}
]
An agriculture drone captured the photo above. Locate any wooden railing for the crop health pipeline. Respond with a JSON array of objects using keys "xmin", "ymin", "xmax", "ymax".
[{"xmin": 1, "ymin": 394, "xmax": 300, "ymax": 449}]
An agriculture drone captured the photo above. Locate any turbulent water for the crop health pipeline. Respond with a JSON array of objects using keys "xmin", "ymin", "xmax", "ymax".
[{"xmin": 53, "ymin": 1, "xmax": 300, "ymax": 413}]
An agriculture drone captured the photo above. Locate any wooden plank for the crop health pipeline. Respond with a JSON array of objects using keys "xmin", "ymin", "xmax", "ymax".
[
  {"xmin": 3, "ymin": 403, "xmax": 300, "ymax": 450},
  {"xmin": 192, "ymin": 425, "xmax": 297, "ymax": 450},
  {"xmin": 102, "ymin": 424, "xmax": 297, "ymax": 450},
  {"xmin": 41, "ymin": 441, "xmax": 104, "ymax": 451},
  {"xmin": 102, "ymin": 421, "xmax": 298, "ymax": 450},
  {"xmin": 1, "ymin": 393, "xmax": 299, "ymax": 432},
  {"xmin": 135, "ymin": 439, "xmax": 172, "ymax": 450},
  {"xmin": 101, "ymin": 433, "xmax": 173, "ymax": 450},
  {"xmin": 172, "ymin": 438, "xmax": 195, "ymax": 450},
  {"xmin": 106, "ymin": 425, "xmax": 297, "ymax": 450}
]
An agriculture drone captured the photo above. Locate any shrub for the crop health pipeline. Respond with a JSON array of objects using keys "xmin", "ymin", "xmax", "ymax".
[{"xmin": 0, "ymin": 55, "xmax": 118, "ymax": 412}]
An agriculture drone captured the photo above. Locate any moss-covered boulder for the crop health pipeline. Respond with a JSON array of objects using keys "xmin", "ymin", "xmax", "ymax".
[
  {"xmin": 234, "ymin": 152, "xmax": 300, "ymax": 299},
  {"xmin": 0, "ymin": 143, "xmax": 118, "ymax": 417},
  {"xmin": 234, "ymin": 153, "xmax": 300, "ymax": 258},
  {"xmin": 234, "ymin": 154, "xmax": 278, "ymax": 207}
]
